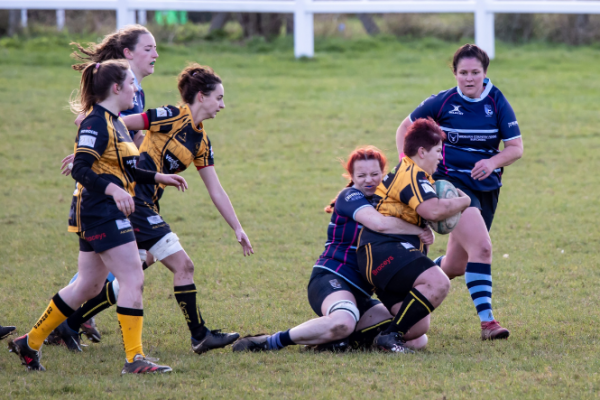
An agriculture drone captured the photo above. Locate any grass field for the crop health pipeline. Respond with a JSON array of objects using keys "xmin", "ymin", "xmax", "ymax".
[{"xmin": 1, "ymin": 36, "xmax": 600, "ymax": 399}]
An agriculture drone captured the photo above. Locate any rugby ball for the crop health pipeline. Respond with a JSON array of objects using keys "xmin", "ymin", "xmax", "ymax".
[{"xmin": 429, "ymin": 180, "xmax": 461, "ymax": 234}]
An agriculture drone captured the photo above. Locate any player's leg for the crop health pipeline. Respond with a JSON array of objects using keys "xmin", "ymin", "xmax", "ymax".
[
  {"xmin": 0, "ymin": 324, "xmax": 16, "ymax": 340},
  {"xmin": 8, "ymin": 251, "xmax": 108, "ymax": 370},
  {"xmin": 158, "ymin": 243, "xmax": 239, "ymax": 354},
  {"xmin": 375, "ymin": 259, "xmax": 449, "ymax": 353}
]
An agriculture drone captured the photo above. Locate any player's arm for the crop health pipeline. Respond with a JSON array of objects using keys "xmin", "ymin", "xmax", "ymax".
[
  {"xmin": 355, "ymin": 207, "xmax": 434, "ymax": 245},
  {"xmin": 198, "ymin": 166, "xmax": 254, "ymax": 256},
  {"xmin": 133, "ymin": 130, "xmax": 145, "ymax": 148},
  {"xmin": 416, "ymin": 192, "xmax": 470, "ymax": 222},
  {"xmin": 396, "ymin": 116, "xmax": 413, "ymax": 156},
  {"xmin": 472, "ymin": 138, "xmax": 523, "ymax": 181},
  {"xmin": 121, "ymin": 114, "xmax": 146, "ymax": 131}
]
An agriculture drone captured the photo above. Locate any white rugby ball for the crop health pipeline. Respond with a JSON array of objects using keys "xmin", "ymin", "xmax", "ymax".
[{"xmin": 429, "ymin": 180, "xmax": 461, "ymax": 234}]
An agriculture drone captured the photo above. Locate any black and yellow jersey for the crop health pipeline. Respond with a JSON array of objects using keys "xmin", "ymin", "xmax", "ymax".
[
  {"xmin": 372, "ymin": 157, "xmax": 437, "ymax": 228},
  {"xmin": 136, "ymin": 104, "xmax": 214, "ymax": 204},
  {"xmin": 68, "ymin": 104, "xmax": 140, "ymax": 233}
]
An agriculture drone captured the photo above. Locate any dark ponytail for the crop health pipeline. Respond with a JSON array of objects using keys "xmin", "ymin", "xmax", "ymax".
[
  {"xmin": 177, "ymin": 63, "xmax": 222, "ymax": 105},
  {"xmin": 70, "ymin": 60, "xmax": 130, "ymax": 114}
]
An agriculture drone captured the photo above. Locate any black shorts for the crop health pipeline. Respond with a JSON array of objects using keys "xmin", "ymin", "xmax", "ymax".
[
  {"xmin": 433, "ymin": 173, "xmax": 499, "ymax": 231},
  {"xmin": 357, "ymin": 229, "xmax": 429, "ymax": 292},
  {"xmin": 375, "ymin": 257, "xmax": 435, "ymax": 311},
  {"xmin": 307, "ymin": 268, "xmax": 380, "ymax": 318},
  {"xmin": 129, "ymin": 197, "xmax": 172, "ymax": 243},
  {"xmin": 78, "ymin": 219, "xmax": 136, "ymax": 253}
]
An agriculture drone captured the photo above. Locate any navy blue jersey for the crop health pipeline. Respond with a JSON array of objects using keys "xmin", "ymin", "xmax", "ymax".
[
  {"xmin": 314, "ymin": 187, "xmax": 374, "ymax": 296},
  {"xmin": 410, "ymin": 78, "xmax": 520, "ymax": 191},
  {"xmin": 120, "ymin": 75, "xmax": 145, "ymax": 139}
]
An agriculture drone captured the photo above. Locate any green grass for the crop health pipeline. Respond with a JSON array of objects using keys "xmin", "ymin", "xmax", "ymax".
[{"xmin": 1, "ymin": 36, "xmax": 600, "ymax": 399}]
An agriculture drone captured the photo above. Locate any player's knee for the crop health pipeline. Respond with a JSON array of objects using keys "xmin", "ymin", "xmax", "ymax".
[
  {"xmin": 329, "ymin": 321, "xmax": 354, "ymax": 341},
  {"xmin": 326, "ymin": 300, "xmax": 359, "ymax": 340},
  {"xmin": 470, "ymin": 239, "xmax": 492, "ymax": 262},
  {"xmin": 182, "ymin": 258, "xmax": 195, "ymax": 276}
]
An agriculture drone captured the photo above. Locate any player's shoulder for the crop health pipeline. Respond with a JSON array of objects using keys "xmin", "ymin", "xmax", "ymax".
[
  {"xmin": 152, "ymin": 104, "xmax": 182, "ymax": 118},
  {"xmin": 79, "ymin": 113, "xmax": 108, "ymax": 134},
  {"xmin": 338, "ymin": 187, "xmax": 366, "ymax": 204}
]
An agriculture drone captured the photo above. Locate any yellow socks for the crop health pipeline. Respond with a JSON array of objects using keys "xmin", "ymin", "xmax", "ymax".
[
  {"xmin": 117, "ymin": 307, "xmax": 144, "ymax": 363},
  {"xmin": 28, "ymin": 294, "xmax": 74, "ymax": 350}
]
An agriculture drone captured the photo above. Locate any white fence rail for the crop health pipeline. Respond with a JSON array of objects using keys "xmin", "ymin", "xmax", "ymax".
[{"xmin": 3, "ymin": 1, "xmax": 600, "ymax": 59}]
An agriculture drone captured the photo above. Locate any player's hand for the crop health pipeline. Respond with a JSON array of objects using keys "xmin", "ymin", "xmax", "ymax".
[
  {"xmin": 106, "ymin": 183, "xmax": 135, "ymax": 216},
  {"xmin": 61, "ymin": 154, "xmax": 75, "ymax": 176},
  {"xmin": 471, "ymin": 159, "xmax": 496, "ymax": 181},
  {"xmin": 236, "ymin": 229, "xmax": 254, "ymax": 257},
  {"xmin": 456, "ymin": 189, "xmax": 467, "ymax": 197},
  {"xmin": 418, "ymin": 226, "xmax": 435, "ymax": 246},
  {"xmin": 74, "ymin": 113, "xmax": 85, "ymax": 128},
  {"xmin": 155, "ymin": 173, "xmax": 188, "ymax": 192}
]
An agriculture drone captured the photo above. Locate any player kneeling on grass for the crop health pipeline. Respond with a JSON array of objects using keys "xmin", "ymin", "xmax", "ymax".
[
  {"xmin": 233, "ymin": 146, "xmax": 432, "ymax": 353},
  {"xmin": 48, "ymin": 64, "xmax": 252, "ymax": 355},
  {"xmin": 8, "ymin": 60, "xmax": 187, "ymax": 373},
  {"xmin": 357, "ymin": 118, "xmax": 471, "ymax": 353}
]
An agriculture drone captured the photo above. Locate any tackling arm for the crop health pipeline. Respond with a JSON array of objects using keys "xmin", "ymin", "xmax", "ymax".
[
  {"xmin": 396, "ymin": 116, "xmax": 413, "ymax": 157},
  {"xmin": 355, "ymin": 207, "xmax": 424, "ymax": 236}
]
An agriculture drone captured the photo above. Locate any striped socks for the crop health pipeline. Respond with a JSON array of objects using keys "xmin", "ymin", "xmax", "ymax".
[
  {"xmin": 266, "ymin": 330, "xmax": 295, "ymax": 350},
  {"xmin": 465, "ymin": 262, "xmax": 494, "ymax": 322}
]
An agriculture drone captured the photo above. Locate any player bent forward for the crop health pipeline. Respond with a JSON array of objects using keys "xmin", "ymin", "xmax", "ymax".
[
  {"xmin": 233, "ymin": 146, "xmax": 432, "ymax": 353},
  {"xmin": 358, "ymin": 118, "xmax": 471, "ymax": 353}
]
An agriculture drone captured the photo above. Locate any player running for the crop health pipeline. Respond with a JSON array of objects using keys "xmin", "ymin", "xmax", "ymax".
[
  {"xmin": 8, "ymin": 60, "xmax": 187, "ymax": 373},
  {"xmin": 51, "ymin": 64, "xmax": 252, "ymax": 355},
  {"xmin": 358, "ymin": 118, "xmax": 471, "ymax": 353},
  {"xmin": 232, "ymin": 146, "xmax": 431, "ymax": 353},
  {"xmin": 395, "ymin": 44, "xmax": 523, "ymax": 340}
]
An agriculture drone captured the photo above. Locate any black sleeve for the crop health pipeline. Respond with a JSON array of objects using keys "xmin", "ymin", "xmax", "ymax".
[
  {"xmin": 71, "ymin": 152, "xmax": 111, "ymax": 194},
  {"xmin": 131, "ymin": 167, "xmax": 157, "ymax": 185}
]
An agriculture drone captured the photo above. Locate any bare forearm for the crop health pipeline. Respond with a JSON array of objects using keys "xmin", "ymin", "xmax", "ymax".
[
  {"xmin": 490, "ymin": 144, "xmax": 523, "ymax": 168},
  {"xmin": 378, "ymin": 216, "xmax": 424, "ymax": 235},
  {"xmin": 208, "ymin": 186, "xmax": 242, "ymax": 231},
  {"xmin": 396, "ymin": 116, "xmax": 412, "ymax": 155}
]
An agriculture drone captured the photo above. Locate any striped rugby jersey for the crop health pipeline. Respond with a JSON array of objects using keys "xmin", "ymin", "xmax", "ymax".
[{"xmin": 410, "ymin": 78, "xmax": 521, "ymax": 191}]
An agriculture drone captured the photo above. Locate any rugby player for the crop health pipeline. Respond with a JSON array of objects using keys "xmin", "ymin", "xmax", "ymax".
[
  {"xmin": 358, "ymin": 118, "xmax": 471, "ymax": 353},
  {"xmin": 51, "ymin": 64, "xmax": 252, "ymax": 355},
  {"xmin": 9, "ymin": 60, "xmax": 187, "ymax": 373},
  {"xmin": 396, "ymin": 44, "xmax": 523, "ymax": 340},
  {"xmin": 232, "ymin": 146, "xmax": 431, "ymax": 353}
]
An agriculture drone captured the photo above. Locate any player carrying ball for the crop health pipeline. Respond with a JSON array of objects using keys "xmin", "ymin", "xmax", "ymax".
[{"xmin": 9, "ymin": 60, "xmax": 187, "ymax": 373}]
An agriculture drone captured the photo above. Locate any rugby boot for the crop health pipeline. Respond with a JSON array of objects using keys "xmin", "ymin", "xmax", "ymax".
[
  {"xmin": 44, "ymin": 329, "xmax": 63, "ymax": 346},
  {"xmin": 54, "ymin": 321, "xmax": 82, "ymax": 352},
  {"xmin": 192, "ymin": 328, "xmax": 240, "ymax": 354},
  {"xmin": 231, "ymin": 334, "xmax": 270, "ymax": 352},
  {"xmin": 0, "ymin": 325, "xmax": 16, "ymax": 340},
  {"xmin": 373, "ymin": 332, "xmax": 415, "ymax": 354},
  {"xmin": 121, "ymin": 354, "xmax": 172, "ymax": 374},
  {"xmin": 481, "ymin": 320, "xmax": 510, "ymax": 340},
  {"xmin": 80, "ymin": 317, "xmax": 101, "ymax": 343},
  {"xmin": 307, "ymin": 338, "xmax": 350, "ymax": 353},
  {"xmin": 8, "ymin": 335, "xmax": 45, "ymax": 371}
]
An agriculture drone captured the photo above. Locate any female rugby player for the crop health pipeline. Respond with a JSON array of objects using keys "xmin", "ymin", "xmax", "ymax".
[
  {"xmin": 358, "ymin": 118, "xmax": 471, "ymax": 353},
  {"xmin": 232, "ymin": 146, "xmax": 431, "ymax": 353},
  {"xmin": 53, "ymin": 25, "xmax": 158, "ymax": 344},
  {"xmin": 9, "ymin": 60, "xmax": 187, "ymax": 373},
  {"xmin": 396, "ymin": 44, "xmax": 523, "ymax": 340},
  {"xmin": 52, "ymin": 64, "xmax": 252, "ymax": 356}
]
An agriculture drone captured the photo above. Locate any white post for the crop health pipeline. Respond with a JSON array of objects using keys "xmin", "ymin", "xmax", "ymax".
[
  {"xmin": 294, "ymin": 0, "xmax": 314, "ymax": 58},
  {"xmin": 475, "ymin": 0, "xmax": 495, "ymax": 59},
  {"xmin": 56, "ymin": 9, "xmax": 65, "ymax": 31},
  {"xmin": 21, "ymin": 9, "xmax": 27, "ymax": 28},
  {"xmin": 137, "ymin": 10, "xmax": 147, "ymax": 25},
  {"xmin": 116, "ymin": 2, "xmax": 136, "ymax": 29}
]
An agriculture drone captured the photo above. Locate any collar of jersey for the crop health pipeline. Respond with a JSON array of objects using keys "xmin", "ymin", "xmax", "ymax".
[
  {"xmin": 184, "ymin": 104, "xmax": 204, "ymax": 133},
  {"xmin": 456, "ymin": 78, "xmax": 493, "ymax": 103},
  {"xmin": 133, "ymin": 74, "xmax": 143, "ymax": 92}
]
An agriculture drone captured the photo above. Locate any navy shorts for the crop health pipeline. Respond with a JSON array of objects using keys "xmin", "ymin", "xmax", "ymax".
[
  {"xmin": 433, "ymin": 173, "xmax": 499, "ymax": 231},
  {"xmin": 129, "ymin": 197, "xmax": 172, "ymax": 243},
  {"xmin": 78, "ymin": 218, "xmax": 136, "ymax": 253},
  {"xmin": 375, "ymin": 257, "xmax": 435, "ymax": 311},
  {"xmin": 307, "ymin": 268, "xmax": 380, "ymax": 318}
]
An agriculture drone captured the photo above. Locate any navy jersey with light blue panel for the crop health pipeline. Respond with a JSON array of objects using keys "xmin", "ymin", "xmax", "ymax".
[
  {"xmin": 121, "ymin": 75, "xmax": 145, "ymax": 139},
  {"xmin": 314, "ymin": 187, "xmax": 374, "ymax": 296},
  {"xmin": 410, "ymin": 78, "xmax": 520, "ymax": 191}
]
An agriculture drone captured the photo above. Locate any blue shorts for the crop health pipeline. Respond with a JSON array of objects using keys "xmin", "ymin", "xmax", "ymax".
[{"xmin": 78, "ymin": 218, "xmax": 136, "ymax": 253}]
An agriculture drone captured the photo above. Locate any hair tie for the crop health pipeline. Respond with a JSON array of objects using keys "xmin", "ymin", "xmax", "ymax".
[
  {"xmin": 192, "ymin": 72, "xmax": 198, "ymax": 76},
  {"xmin": 95, "ymin": 63, "xmax": 100, "ymax": 70}
]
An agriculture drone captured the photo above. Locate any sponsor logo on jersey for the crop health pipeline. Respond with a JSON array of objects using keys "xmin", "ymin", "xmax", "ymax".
[
  {"xmin": 329, "ymin": 279, "xmax": 342, "ymax": 289},
  {"xmin": 147, "ymin": 215, "xmax": 164, "ymax": 225},
  {"xmin": 116, "ymin": 219, "xmax": 132, "ymax": 230},
  {"xmin": 210, "ymin": 146, "xmax": 214, "ymax": 158},
  {"xmin": 165, "ymin": 154, "xmax": 180, "ymax": 172},
  {"xmin": 372, "ymin": 256, "xmax": 394, "ymax": 276},
  {"xmin": 156, "ymin": 107, "xmax": 172, "ymax": 118},
  {"xmin": 345, "ymin": 191, "xmax": 365, "ymax": 202},
  {"xmin": 449, "ymin": 105, "xmax": 463, "ymax": 115},
  {"xmin": 420, "ymin": 181, "xmax": 435, "ymax": 194},
  {"xmin": 484, "ymin": 104, "xmax": 494, "ymax": 117},
  {"xmin": 85, "ymin": 232, "xmax": 107, "ymax": 242},
  {"xmin": 78, "ymin": 135, "xmax": 97, "ymax": 148},
  {"xmin": 508, "ymin": 121, "xmax": 519, "ymax": 128},
  {"xmin": 80, "ymin": 129, "xmax": 98, "ymax": 136},
  {"xmin": 401, "ymin": 242, "xmax": 415, "ymax": 250}
]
